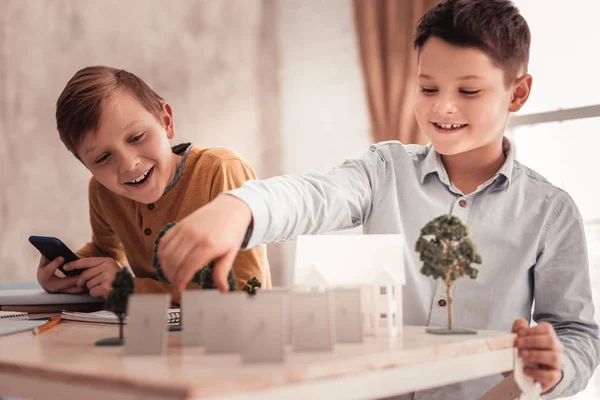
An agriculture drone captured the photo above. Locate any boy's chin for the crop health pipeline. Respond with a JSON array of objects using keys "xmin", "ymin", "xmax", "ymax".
[
  {"xmin": 119, "ymin": 187, "xmax": 164, "ymax": 204},
  {"xmin": 429, "ymin": 141, "xmax": 468, "ymax": 156},
  {"xmin": 432, "ymin": 146, "xmax": 464, "ymax": 156}
]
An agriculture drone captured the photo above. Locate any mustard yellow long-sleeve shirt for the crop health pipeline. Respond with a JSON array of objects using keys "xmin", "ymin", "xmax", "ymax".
[{"xmin": 76, "ymin": 145, "xmax": 271, "ymax": 304}]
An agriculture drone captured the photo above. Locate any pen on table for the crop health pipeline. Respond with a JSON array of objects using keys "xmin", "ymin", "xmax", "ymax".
[{"xmin": 33, "ymin": 316, "xmax": 62, "ymax": 335}]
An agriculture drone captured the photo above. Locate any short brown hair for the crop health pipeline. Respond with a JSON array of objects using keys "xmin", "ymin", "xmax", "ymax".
[
  {"xmin": 56, "ymin": 66, "xmax": 164, "ymax": 158},
  {"xmin": 414, "ymin": 0, "xmax": 530, "ymax": 82}
]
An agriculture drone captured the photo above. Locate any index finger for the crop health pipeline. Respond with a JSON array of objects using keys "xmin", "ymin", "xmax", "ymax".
[
  {"xmin": 37, "ymin": 255, "xmax": 50, "ymax": 268},
  {"xmin": 63, "ymin": 257, "xmax": 105, "ymax": 271},
  {"xmin": 526, "ymin": 322, "xmax": 556, "ymax": 337},
  {"xmin": 511, "ymin": 318, "xmax": 529, "ymax": 335},
  {"xmin": 39, "ymin": 256, "xmax": 63, "ymax": 270},
  {"xmin": 173, "ymin": 248, "xmax": 214, "ymax": 293},
  {"xmin": 39, "ymin": 257, "xmax": 64, "ymax": 282},
  {"xmin": 211, "ymin": 250, "xmax": 237, "ymax": 292}
]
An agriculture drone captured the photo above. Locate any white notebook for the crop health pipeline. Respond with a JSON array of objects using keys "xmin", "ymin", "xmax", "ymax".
[
  {"xmin": 0, "ymin": 311, "xmax": 28, "ymax": 321},
  {"xmin": 0, "ymin": 290, "xmax": 103, "ymax": 305},
  {"xmin": 61, "ymin": 308, "xmax": 180, "ymax": 325}
]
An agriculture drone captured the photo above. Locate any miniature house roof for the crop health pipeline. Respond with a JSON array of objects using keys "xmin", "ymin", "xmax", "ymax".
[
  {"xmin": 370, "ymin": 264, "xmax": 404, "ymax": 285},
  {"xmin": 294, "ymin": 234, "xmax": 406, "ymax": 286},
  {"xmin": 302, "ymin": 264, "xmax": 330, "ymax": 286}
]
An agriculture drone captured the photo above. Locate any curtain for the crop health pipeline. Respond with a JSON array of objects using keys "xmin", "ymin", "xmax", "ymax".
[{"xmin": 353, "ymin": 0, "xmax": 439, "ymax": 144}]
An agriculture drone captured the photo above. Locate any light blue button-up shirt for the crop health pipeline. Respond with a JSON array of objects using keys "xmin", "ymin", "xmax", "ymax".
[{"xmin": 229, "ymin": 139, "xmax": 599, "ymax": 399}]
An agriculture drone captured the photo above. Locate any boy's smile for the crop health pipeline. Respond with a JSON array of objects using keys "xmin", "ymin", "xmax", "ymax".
[
  {"xmin": 431, "ymin": 122, "xmax": 468, "ymax": 134},
  {"xmin": 124, "ymin": 166, "xmax": 153, "ymax": 185},
  {"xmin": 76, "ymin": 90, "xmax": 181, "ymax": 204}
]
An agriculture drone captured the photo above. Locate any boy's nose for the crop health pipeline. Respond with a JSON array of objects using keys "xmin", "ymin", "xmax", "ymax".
[
  {"xmin": 433, "ymin": 98, "xmax": 458, "ymax": 114},
  {"xmin": 119, "ymin": 154, "xmax": 141, "ymax": 174}
]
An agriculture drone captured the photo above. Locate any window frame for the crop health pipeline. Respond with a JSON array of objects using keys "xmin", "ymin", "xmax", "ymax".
[
  {"xmin": 509, "ymin": 105, "xmax": 600, "ymax": 128},
  {"xmin": 508, "ymin": 104, "xmax": 600, "ymax": 226}
]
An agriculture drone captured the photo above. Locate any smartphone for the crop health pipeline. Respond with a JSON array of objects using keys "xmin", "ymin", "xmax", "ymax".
[{"xmin": 28, "ymin": 236, "xmax": 82, "ymax": 277}]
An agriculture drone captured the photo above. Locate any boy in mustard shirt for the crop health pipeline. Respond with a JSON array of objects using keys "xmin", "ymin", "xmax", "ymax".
[{"xmin": 36, "ymin": 66, "xmax": 271, "ymax": 303}]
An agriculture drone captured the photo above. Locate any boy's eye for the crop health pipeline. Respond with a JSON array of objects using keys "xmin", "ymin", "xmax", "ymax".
[
  {"xmin": 420, "ymin": 87, "xmax": 438, "ymax": 94},
  {"xmin": 95, "ymin": 153, "xmax": 110, "ymax": 164},
  {"xmin": 460, "ymin": 89, "xmax": 481, "ymax": 95},
  {"xmin": 129, "ymin": 132, "xmax": 145, "ymax": 143}
]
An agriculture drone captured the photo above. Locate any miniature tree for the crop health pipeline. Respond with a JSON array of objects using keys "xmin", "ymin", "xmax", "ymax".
[
  {"xmin": 96, "ymin": 267, "xmax": 134, "ymax": 346},
  {"xmin": 152, "ymin": 222, "xmax": 238, "ymax": 291},
  {"xmin": 415, "ymin": 214, "xmax": 482, "ymax": 333},
  {"xmin": 242, "ymin": 277, "xmax": 261, "ymax": 296}
]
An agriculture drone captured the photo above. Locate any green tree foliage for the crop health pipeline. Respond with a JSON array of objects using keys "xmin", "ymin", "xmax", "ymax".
[
  {"xmin": 415, "ymin": 214, "xmax": 482, "ymax": 329},
  {"xmin": 152, "ymin": 222, "xmax": 238, "ymax": 291},
  {"xmin": 242, "ymin": 277, "xmax": 261, "ymax": 296},
  {"xmin": 106, "ymin": 267, "xmax": 135, "ymax": 340}
]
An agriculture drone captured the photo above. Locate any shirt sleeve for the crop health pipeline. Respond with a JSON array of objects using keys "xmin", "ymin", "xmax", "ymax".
[
  {"xmin": 75, "ymin": 179, "xmax": 127, "ymax": 266},
  {"xmin": 533, "ymin": 192, "xmax": 600, "ymax": 399},
  {"xmin": 227, "ymin": 143, "xmax": 390, "ymax": 249},
  {"xmin": 209, "ymin": 157, "xmax": 271, "ymax": 289}
]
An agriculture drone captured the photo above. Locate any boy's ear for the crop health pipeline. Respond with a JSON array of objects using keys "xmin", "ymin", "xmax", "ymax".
[
  {"xmin": 508, "ymin": 74, "xmax": 533, "ymax": 113},
  {"xmin": 161, "ymin": 102, "xmax": 175, "ymax": 139}
]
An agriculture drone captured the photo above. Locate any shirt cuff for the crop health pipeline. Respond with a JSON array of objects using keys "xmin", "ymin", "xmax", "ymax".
[
  {"xmin": 541, "ymin": 353, "xmax": 575, "ymax": 399},
  {"xmin": 225, "ymin": 186, "xmax": 271, "ymax": 249},
  {"xmin": 241, "ymin": 219, "xmax": 253, "ymax": 249}
]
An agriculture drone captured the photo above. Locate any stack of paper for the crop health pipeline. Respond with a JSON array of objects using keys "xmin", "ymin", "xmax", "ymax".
[
  {"xmin": 62, "ymin": 309, "xmax": 181, "ymax": 325},
  {"xmin": 0, "ymin": 311, "xmax": 28, "ymax": 321},
  {"xmin": 0, "ymin": 290, "xmax": 104, "ymax": 313}
]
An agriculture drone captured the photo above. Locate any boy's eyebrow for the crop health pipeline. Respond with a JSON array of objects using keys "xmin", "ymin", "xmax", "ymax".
[
  {"xmin": 123, "ymin": 119, "xmax": 145, "ymax": 130},
  {"xmin": 84, "ymin": 146, "xmax": 96, "ymax": 155},
  {"xmin": 418, "ymin": 74, "xmax": 484, "ymax": 81},
  {"xmin": 457, "ymin": 75, "xmax": 485, "ymax": 81}
]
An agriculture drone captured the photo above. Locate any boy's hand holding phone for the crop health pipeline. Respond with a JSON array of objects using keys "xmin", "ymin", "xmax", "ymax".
[
  {"xmin": 37, "ymin": 255, "xmax": 86, "ymax": 294},
  {"xmin": 63, "ymin": 257, "xmax": 122, "ymax": 300}
]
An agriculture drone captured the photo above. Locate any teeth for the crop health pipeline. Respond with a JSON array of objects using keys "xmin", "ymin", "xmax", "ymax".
[
  {"xmin": 128, "ymin": 169, "xmax": 150, "ymax": 184},
  {"xmin": 435, "ymin": 123, "xmax": 464, "ymax": 129}
]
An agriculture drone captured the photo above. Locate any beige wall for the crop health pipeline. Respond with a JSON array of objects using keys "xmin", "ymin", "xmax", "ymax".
[{"xmin": 0, "ymin": 0, "xmax": 369, "ymax": 285}]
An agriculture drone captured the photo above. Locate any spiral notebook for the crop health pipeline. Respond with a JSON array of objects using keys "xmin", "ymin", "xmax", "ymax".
[
  {"xmin": 0, "ymin": 311, "xmax": 29, "ymax": 321},
  {"xmin": 61, "ymin": 308, "xmax": 180, "ymax": 325}
]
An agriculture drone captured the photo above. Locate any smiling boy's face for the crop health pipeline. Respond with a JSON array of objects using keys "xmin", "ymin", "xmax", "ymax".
[
  {"xmin": 76, "ymin": 90, "xmax": 178, "ymax": 204},
  {"xmin": 414, "ymin": 37, "xmax": 530, "ymax": 156}
]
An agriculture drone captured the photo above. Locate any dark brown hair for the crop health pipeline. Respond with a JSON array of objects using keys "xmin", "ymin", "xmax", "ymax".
[
  {"xmin": 56, "ymin": 66, "xmax": 164, "ymax": 158},
  {"xmin": 414, "ymin": 0, "xmax": 531, "ymax": 82}
]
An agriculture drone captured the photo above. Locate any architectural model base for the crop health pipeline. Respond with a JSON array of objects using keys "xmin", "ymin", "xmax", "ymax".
[{"xmin": 426, "ymin": 327, "xmax": 477, "ymax": 335}]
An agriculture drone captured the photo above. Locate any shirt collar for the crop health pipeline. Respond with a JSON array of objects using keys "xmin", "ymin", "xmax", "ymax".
[
  {"xmin": 418, "ymin": 136, "xmax": 515, "ymax": 191},
  {"xmin": 418, "ymin": 143, "xmax": 448, "ymax": 185},
  {"xmin": 163, "ymin": 143, "xmax": 193, "ymax": 194},
  {"xmin": 495, "ymin": 136, "xmax": 514, "ymax": 189}
]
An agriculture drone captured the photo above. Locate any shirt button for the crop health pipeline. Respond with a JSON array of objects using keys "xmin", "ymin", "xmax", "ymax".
[
  {"xmin": 438, "ymin": 299, "xmax": 447, "ymax": 307},
  {"xmin": 459, "ymin": 199, "xmax": 467, "ymax": 207},
  {"xmin": 148, "ymin": 203, "xmax": 155, "ymax": 210},
  {"xmin": 144, "ymin": 228, "xmax": 152, "ymax": 236}
]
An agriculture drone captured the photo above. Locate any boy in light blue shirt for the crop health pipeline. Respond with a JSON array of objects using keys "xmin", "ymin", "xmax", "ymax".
[{"xmin": 158, "ymin": 0, "xmax": 599, "ymax": 398}]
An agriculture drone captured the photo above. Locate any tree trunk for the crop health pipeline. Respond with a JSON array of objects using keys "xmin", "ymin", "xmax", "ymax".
[{"xmin": 445, "ymin": 283, "xmax": 453, "ymax": 330}]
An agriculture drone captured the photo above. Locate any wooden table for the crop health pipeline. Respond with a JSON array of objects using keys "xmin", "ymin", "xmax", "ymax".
[{"xmin": 0, "ymin": 322, "xmax": 515, "ymax": 400}]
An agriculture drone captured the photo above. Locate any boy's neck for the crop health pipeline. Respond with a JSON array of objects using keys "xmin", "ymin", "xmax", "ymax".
[
  {"xmin": 440, "ymin": 137, "xmax": 506, "ymax": 195},
  {"xmin": 166, "ymin": 152, "xmax": 184, "ymax": 189}
]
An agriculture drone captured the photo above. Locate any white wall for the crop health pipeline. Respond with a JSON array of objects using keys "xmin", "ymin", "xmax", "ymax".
[{"xmin": 275, "ymin": 0, "xmax": 371, "ymax": 286}]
